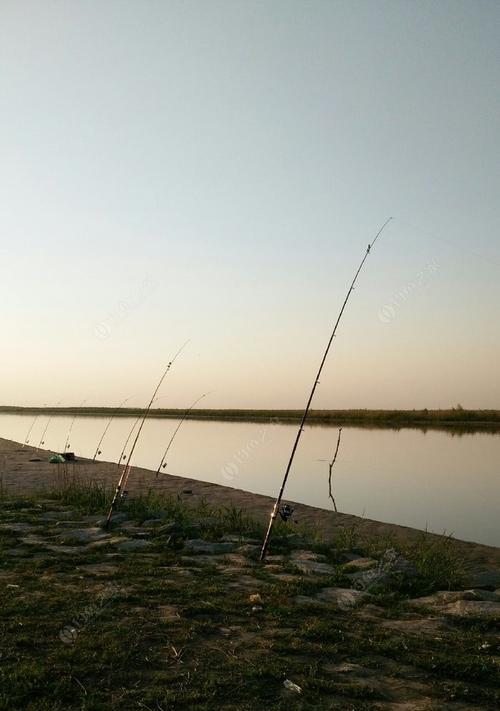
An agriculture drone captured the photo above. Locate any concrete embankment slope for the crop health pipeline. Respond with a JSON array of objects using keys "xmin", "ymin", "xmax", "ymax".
[{"xmin": 1, "ymin": 436, "xmax": 499, "ymax": 572}]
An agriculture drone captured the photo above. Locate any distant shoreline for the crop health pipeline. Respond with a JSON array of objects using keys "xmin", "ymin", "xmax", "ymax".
[{"xmin": 1, "ymin": 406, "xmax": 499, "ymax": 432}]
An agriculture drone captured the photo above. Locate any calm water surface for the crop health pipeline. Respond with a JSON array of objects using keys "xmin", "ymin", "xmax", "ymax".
[{"xmin": 1, "ymin": 414, "xmax": 498, "ymax": 547}]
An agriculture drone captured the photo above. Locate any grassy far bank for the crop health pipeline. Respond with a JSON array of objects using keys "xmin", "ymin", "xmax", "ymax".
[
  {"xmin": 2, "ymin": 406, "xmax": 500, "ymax": 429},
  {"xmin": 1, "ymin": 480, "xmax": 499, "ymax": 710}
]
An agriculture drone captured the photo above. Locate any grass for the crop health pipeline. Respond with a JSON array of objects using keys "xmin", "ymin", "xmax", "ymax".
[
  {"xmin": 40, "ymin": 481, "xmax": 468, "ymax": 590},
  {"xmin": 2, "ymin": 405, "xmax": 500, "ymax": 431},
  {"xmin": 0, "ymin": 481, "xmax": 498, "ymax": 710}
]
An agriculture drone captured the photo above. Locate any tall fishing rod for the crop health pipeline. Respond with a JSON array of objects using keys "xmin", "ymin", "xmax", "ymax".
[
  {"xmin": 92, "ymin": 396, "xmax": 132, "ymax": 462},
  {"xmin": 259, "ymin": 217, "xmax": 393, "ymax": 561},
  {"xmin": 38, "ymin": 400, "xmax": 62, "ymax": 449},
  {"xmin": 104, "ymin": 341, "xmax": 189, "ymax": 528},
  {"xmin": 155, "ymin": 392, "xmax": 209, "ymax": 477},
  {"xmin": 22, "ymin": 414, "xmax": 39, "ymax": 448},
  {"xmin": 62, "ymin": 399, "xmax": 86, "ymax": 454}
]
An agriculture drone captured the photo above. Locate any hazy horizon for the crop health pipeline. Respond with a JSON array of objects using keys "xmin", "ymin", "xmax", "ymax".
[{"xmin": 1, "ymin": 1, "xmax": 499, "ymax": 411}]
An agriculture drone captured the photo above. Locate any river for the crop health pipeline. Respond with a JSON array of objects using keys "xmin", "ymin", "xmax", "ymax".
[{"xmin": 0, "ymin": 413, "xmax": 498, "ymax": 547}]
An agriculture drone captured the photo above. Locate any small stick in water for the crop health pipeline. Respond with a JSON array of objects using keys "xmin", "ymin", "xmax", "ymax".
[{"xmin": 328, "ymin": 427, "xmax": 342, "ymax": 512}]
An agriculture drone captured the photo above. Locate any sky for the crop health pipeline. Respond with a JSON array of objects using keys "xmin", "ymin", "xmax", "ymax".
[{"xmin": 1, "ymin": 0, "xmax": 499, "ymax": 410}]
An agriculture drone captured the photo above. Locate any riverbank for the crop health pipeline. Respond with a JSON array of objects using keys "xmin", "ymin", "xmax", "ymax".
[
  {"xmin": 2, "ymin": 406, "xmax": 500, "ymax": 432},
  {"xmin": 1, "ymin": 436, "xmax": 499, "ymax": 573},
  {"xmin": 1, "ymin": 453, "xmax": 499, "ymax": 709}
]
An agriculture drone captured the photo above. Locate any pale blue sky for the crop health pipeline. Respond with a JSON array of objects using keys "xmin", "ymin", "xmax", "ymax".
[{"xmin": 1, "ymin": 0, "xmax": 499, "ymax": 409}]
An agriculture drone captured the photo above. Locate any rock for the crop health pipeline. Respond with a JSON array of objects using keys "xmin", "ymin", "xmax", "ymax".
[
  {"xmin": 87, "ymin": 536, "xmax": 127, "ymax": 549},
  {"xmin": 20, "ymin": 535, "xmax": 48, "ymax": 546},
  {"xmin": 343, "ymin": 557, "xmax": 377, "ymax": 570},
  {"xmin": 158, "ymin": 567, "xmax": 196, "ymax": 580},
  {"xmin": 140, "ymin": 519, "xmax": 165, "ymax": 527},
  {"xmin": 80, "ymin": 515, "xmax": 106, "ymax": 524},
  {"xmin": 442, "ymin": 600, "xmax": 500, "ymax": 620},
  {"xmin": 350, "ymin": 549, "xmax": 416, "ymax": 591},
  {"xmin": 380, "ymin": 616, "xmax": 450, "ymax": 636},
  {"xmin": 0, "ymin": 522, "xmax": 36, "ymax": 533},
  {"xmin": 291, "ymin": 549, "xmax": 327, "ymax": 561},
  {"xmin": 181, "ymin": 555, "xmax": 224, "ymax": 566},
  {"xmin": 285, "ymin": 534, "xmax": 307, "ymax": 547},
  {"xmin": 293, "ymin": 560, "xmax": 336, "ymax": 575},
  {"xmin": 96, "ymin": 512, "xmax": 128, "ymax": 527},
  {"xmin": 342, "ymin": 552, "xmax": 367, "ymax": 562},
  {"xmin": 270, "ymin": 573, "xmax": 301, "ymax": 583},
  {"xmin": 155, "ymin": 521, "xmax": 181, "ymax": 536},
  {"xmin": 316, "ymin": 587, "xmax": 369, "ymax": 609},
  {"xmin": 283, "ymin": 679, "xmax": 302, "ymax": 694},
  {"xmin": 78, "ymin": 563, "xmax": 119, "ymax": 577},
  {"xmin": 263, "ymin": 564, "xmax": 283, "ymax": 573},
  {"xmin": 408, "ymin": 590, "xmax": 500, "ymax": 620},
  {"xmin": 237, "ymin": 544, "xmax": 260, "ymax": 557},
  {"xmin": 236, "ymin": 575, "xmax": 264, "ymax": 588},
  {"xmin": 381, "ymin": 548, "xmax": 417, "ymax": 577},
  {"xmin": 408, "ymin": 589, "xmax": 497, "ymax": 609},
  {"xmin": 220, "ymin": 534, "xmax": 260, "ymax": 544},
  {"xmin": 185, "ymin": 539, "xmax": 236, "ymax": 555},
  {"xmin": 217, "ymin": 565, "xmax": 246, "ymax": 575},
  {"xmin": 39, "ymin": 510, "xmax": 76, "ymax": 521},
  {"xmin": 45, "ymin": 544, "xmax": 84, "ymax": 554},
  {"xmin": 5, "ymin": 548, "xmax": 31, "ymax": 557},
  {"xmin": 466, "ymin": 570, "xmax": 500, "ymax": 590},
  {"xmin": 58, "ymin": 528, "xmax": 109, "ymax": 544},
  {"xmin": 158, "ymin": 604, "xmax": 180, "ymax": 622},
  {"xmin": 223, "ymin": 553, "xmax": 252, "ymax": 566},
  {"xmin": 185, "ymin": 517, "xmax": 217, "ymax": 531},
  {"xmin": 326, "ymin": 662, "xmax": 368, "ymax": 674},
  {"xmin": 117, "ymin": 524, "xmax": 151, "ymax": 536},
  {"xmin": 116, "ymin": 539, "xmax": 153, "ymax": 552},
  {"xmin": 219, "ymin": 627, "xmax": 235, "ymax": 637},
  {"xmin": 294, "ymin": 595, "xmax": 326, "ymax": 606}
]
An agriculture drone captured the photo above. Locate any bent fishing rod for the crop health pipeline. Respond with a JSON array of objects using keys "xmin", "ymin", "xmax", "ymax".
[
  {"xmin": 259, "ymin": 217, "xmax": 393, "ymax": 561},
  {"xmin": 62, "ymin": 399, "xmax": 87, "ymax": 454},
  {"xmin": 92, "ymin": 396, "xmax": 132, "ymax": 462},
  {"xmin": 22, "ymin": 414, "xmax": 39, "ymax": 448},
  {"xmin": 105, "ymin": 341, "xmax": 189, "ymax": 528},
  {"xmin": 155, "ymin": 392, "xmax": 210, "ymax": 477},
  {"xmin": 38, "ymin": 401, "xmax": 62, "ymax": 449}
]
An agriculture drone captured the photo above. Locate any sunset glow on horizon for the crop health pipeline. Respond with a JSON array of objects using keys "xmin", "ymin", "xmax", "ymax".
[{"xmin": 1, "ymin": 1, "xmax": 499, "ymax": 410}]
